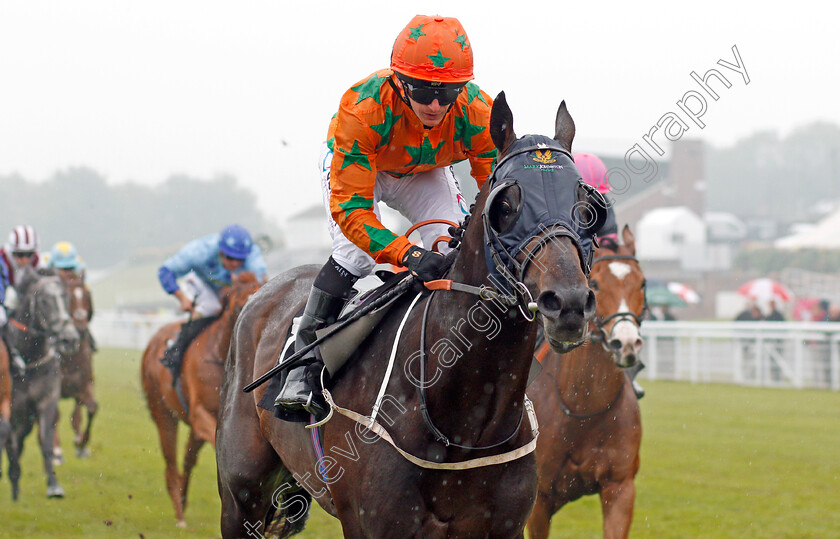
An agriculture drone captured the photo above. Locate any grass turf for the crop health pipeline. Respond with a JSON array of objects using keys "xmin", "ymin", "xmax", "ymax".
[{"xmin": 0, "ymin": 348, "xmax": 837, "ymax": 537}]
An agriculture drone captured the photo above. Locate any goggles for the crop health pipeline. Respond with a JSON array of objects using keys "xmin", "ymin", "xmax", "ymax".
[
  {"xmin": 220, "ymin": 252, "xmax": 245, "ymax": 262},
  {"xmin": 12, "ymin": 251, "xmax": 34, "ymax": 259},
  {"xmin": 398, "ymin": 75, "xmax": 464, "ymax": 106}
]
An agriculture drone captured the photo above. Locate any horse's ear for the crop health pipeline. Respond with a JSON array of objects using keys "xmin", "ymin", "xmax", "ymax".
[
  {"xmin": 554, "ymin": 100, "xmax": 575, "ymax": 153},
  {"xmin": 490, "ymin": 91, "xmax": 517, "ymax": 156},
  {"xmin": 622, "ymin": 224, "xmax": 636, "ymax": 255}
]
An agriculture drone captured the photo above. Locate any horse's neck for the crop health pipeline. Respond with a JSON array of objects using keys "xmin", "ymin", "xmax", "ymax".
[
  {"xmin": 550, "ymin": 342, "xmax": 625, "ymax": 413},
  {"xmin": 14, "ymin": 299, "xmax": 50, "ymax": 360},
  {"xmin": 418, "ymin": 235, "xmax": 535, "ymax": 443}
]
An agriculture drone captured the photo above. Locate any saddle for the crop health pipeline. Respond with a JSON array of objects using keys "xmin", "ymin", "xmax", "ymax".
[
  {"xmin": 160, "ymin": 315, "xmax": 218, "ymax": 384},
  {"xmin": 257, "ymin": 270, "xmax": 413, "ymax": 422}
]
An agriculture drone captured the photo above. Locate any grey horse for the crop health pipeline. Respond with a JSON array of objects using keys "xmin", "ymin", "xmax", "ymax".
[{"xmin": 6, "ymin": 266, "xmax": 80, "ymax": 500}]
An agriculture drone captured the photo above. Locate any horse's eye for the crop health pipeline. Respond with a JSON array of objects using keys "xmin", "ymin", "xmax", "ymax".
[
  {"xmin": 590, "ymin": 280, "xmax": 599, "ymax": 292},
  {"xmin": 488, "ymin": 184, "xmax": 521, "ymax": 234}
]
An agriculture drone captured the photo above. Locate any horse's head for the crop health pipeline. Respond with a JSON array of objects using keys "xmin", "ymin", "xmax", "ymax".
[
  {"xmin": 464, "ymin": 92, "xmax": 607, "ymax": 353},
  {"xmin": 59, "ymin": 272, "xmax": 92, "ymax": 332},
  {"xmin": 589, "ymin": 225, "xmax": 646, "ymax": 367},
  {"xmin": 17, "ymin": 267, "xmax": 80, "ymax": 356},
  {"xmin": 219, "ymin": 271, "xmax": 262, "ymax": 319}
]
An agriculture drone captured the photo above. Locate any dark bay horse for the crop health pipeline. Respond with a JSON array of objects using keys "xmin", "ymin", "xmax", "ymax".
[
  {"xmin": 526, "ymin": 226, "xmax": 644, "ymax": 539},
  {"xmin": 216, "ymin": 93, "xmax": 607, "ymax": 538},
  {"xmin": 52, "ymin": 272, "xmax": 97, "ymax": 463},
  {"xmin": 7, "ymin": 266, "xmax": 80, "ymax": 499},
  {"xmin": 142, "ymin": 272, "xmax": 261, "ymax": 527}
]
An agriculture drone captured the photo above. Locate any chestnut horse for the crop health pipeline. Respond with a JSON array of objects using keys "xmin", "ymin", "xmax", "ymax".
[
  {"xmin": 141, "ymin": 272, "xmax": 261, "ymax": 527},
  {"xmin": 216, "ymin": 94, "xmax": 608, "ymax": 538},
  {"xmin": 53, "ymin": 272, "xmax": 97, "ymax": 463},
  {"xmin": 526, "ymin": 225, "xmax": 644, "ymax": 539},
  {"xmin": 0, "ymin": 338, "xmax": 10, "ymax": 484},
  {"xmin": 7, "ymin": 266, "xmax": 80, "ymax": 499}
]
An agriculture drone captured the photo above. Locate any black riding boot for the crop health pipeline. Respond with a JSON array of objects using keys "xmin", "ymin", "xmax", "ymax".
[
  {"xmin": 625, "ymin": 360, "xmax": 646, "ymax": 399},
  {"xmin": 161, "ymin": 317, "xmax": 214, "ymax": 381},
  {"xmin": 2, "ymin": 328, "xmax": 24, "ymax": 376},
  {"xmin": 274, "ymin": 286, "xmax": 349, "ymax": 416}
]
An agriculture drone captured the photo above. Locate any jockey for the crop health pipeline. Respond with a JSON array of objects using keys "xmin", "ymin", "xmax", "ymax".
[
  {"xmin": 573, "ymin": 153, "xmax": 618, "ymax": 242},
  {"xmin": 273, "ymin": 14, "xmax": 497, "ymax": 417},
  {"xmin": 573, "ymin": 153, "xmax": 644, "ymax": 399},
  {"xmin": 47, "ymin": 241, "xmax": 87, "ymax": 281},
  {"xmin": 0, "ymin": 225, "xmax": 42, "ymax": 373},
  {"xmin": 48, "ymin": 241, "xmax": 98, "ymax": 351},
  {"xmin": 158, "ymin": 224, "xmax": 268, "ymax": 369}
]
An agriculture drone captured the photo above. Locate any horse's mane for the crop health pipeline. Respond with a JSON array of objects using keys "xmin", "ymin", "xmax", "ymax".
[{"xmin": 233, "ymin": 271, "xmax": 259, "ymax": 286}]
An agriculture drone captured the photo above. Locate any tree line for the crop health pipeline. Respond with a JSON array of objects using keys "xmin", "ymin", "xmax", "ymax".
[{"xmin": 1, "ymin": 167, "xmax": 280, "ymax": 268}]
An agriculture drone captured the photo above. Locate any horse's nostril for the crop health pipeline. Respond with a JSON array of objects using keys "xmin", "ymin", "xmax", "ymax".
[
  {"xmin": 584, "ymin": 289, "xmax": 597, "ymax": 319},
  {"xmin": 537, "ymin": 291, "xmax": 562, "ymax": 316}
]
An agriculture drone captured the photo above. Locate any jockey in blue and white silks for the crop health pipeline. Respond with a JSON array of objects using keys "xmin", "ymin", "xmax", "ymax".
[{"xmin": 158, "ymin": 225, "xmax": 267, "ymax": 318}]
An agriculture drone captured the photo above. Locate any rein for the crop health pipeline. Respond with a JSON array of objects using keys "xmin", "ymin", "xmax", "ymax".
[{"xmin": 417, "ymin": 291, "xmax": 526, "ymax": 450}]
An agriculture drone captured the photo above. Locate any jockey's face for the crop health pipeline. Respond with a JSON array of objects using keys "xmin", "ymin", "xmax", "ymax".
[
  {"xmin": 219, "ymin": 252, "xmax": 244, "ymax": 272},
  {"xmin": 57, "ymin": 268, "xmax": 76, "ymax": 280},
  {"xmin": 12, "ymin": 251, "xmax": 35, "ymax": 266},
  {"xmin": 396, "ymin": 77, "xmax": 450, "ymax": 128}
]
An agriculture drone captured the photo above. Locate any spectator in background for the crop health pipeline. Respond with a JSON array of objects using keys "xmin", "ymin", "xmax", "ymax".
[
  {"xmin": 764, "ymin": 299, "xmax": 785, "ymax": 382},
  {"xmin": 814, "ymin": 299, "xmax": 831, "ymax": 321},
  {"xmin": 735, "ymin": 300, "xmax": 764, "ymax": 321},
  {"xmin": 661, "ymin": 304, "xmax": 677, "ymax": 321},
  {"xmin": 829, "ymin": 303, "xmax": 840, "ymax": 322},
  {"xmin": 765, "ymin": 299, "xmax": 785, "ymax": 321}
]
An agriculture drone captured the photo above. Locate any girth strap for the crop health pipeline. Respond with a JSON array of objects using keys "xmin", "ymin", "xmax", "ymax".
[{"xmin": 322, "ymin": 389, "xmax": 540, "ymax": 471}]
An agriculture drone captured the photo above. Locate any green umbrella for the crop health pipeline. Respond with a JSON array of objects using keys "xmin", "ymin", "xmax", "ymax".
[{"xmin": 645, "ymin": 284, "xmax": 687, "ymax": 307}]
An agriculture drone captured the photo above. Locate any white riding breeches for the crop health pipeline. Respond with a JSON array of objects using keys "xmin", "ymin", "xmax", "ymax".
[
  {"xmin": 318, "ymin": 142, "xmax": 471, "ymax": 277},
  {"xmin": 183, "ymin": 273, "xmax": 223, "ymax": 317}
]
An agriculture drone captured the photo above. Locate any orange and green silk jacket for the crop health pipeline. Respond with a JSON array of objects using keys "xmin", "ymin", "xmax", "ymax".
[{"xmin": 327, "ymin": 69, "xmax": 497, "ymax": 267}]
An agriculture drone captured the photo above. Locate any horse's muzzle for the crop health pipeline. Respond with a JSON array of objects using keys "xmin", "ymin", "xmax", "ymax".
[
  {"xmin": 539, "ymin": 286, "xmax": 595, "ymax": 353},
  {"xmin": 58, "ymin": 325, "xmax": 81, "ymax": 355}
]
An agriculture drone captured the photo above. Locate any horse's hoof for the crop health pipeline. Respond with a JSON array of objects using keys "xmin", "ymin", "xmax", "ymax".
[
  {"xmin": 47, "ymin": 485, "xmax": 66, "ymax": 498},
  {"xmin": 53, "ymin": 455, "xmax": 65, "ymax": 466},
  {"xmin": 176, "ymin": 520, "xmax": 187, "ymax": 528},
  {"xmin": 76, "ymin": 447, "xmax": 92, "ymax": 459}
]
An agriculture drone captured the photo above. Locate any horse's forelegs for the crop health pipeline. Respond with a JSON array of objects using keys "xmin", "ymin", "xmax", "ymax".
[
  {"xmin": 37, "ymin": 401, "xmax": 64, "ymax": 497},
  {"xmin": 150, "ymin": 404, "xmax": 186, "ymax": 527},
  {"xmin": 0, "ymin": 419, "xmax": 9, "ymax": 477},
  {"xmin": 525, "ymin": 492, "xmax": 555, "ymax": 539},
  {"xmin": 74, "ymin": 386, "xmax": 98, "ymax": 457},
  {"xmin": 52, "ymin": 407, "xmax": 64, "ymax": 465},
  {"xmin": 7, "ymin": 429, "xmax": 20, "ymax": 501},
  {"xmin": 181, "ymin": 429, "xmax": 205, "ymax": 512},
  {"xmin": 188, "ymin": 405, "xmax": 217, "ymax": 446},
  {"xmin": 599, "ymin": 479, "xmax": 636, "ymax": 539}
]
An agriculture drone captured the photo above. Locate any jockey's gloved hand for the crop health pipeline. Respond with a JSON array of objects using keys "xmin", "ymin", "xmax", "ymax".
[{"xmin": 402, "ymin": 246, "xmax": 448, "ymax": 282}]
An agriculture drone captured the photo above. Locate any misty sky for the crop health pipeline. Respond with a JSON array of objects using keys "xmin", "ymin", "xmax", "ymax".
[{"xmin": 2, "ymin": 1, "xmax": 838, "ymax": 228}]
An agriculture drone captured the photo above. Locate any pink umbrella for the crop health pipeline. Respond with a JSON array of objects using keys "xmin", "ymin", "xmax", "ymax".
[
  {"xmin": 791, "ymin": 297, "xmax": 820, "ymax": 321},
  {"xmin": 667, "ymin": 282, "xmax": 701, "ymax": 304},
  {"xmin": 737, "ymin": 278, "xmax": 794, "ymax": 303}
]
